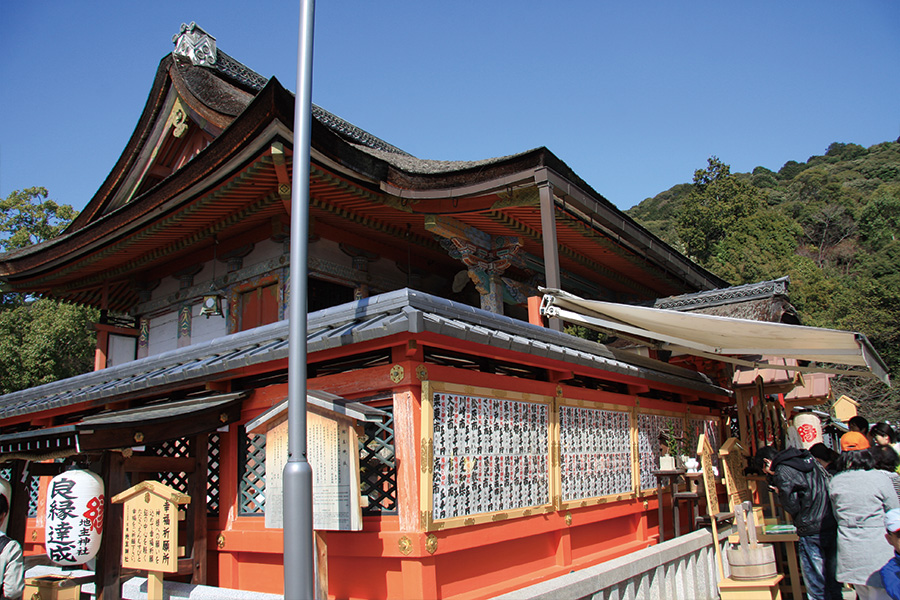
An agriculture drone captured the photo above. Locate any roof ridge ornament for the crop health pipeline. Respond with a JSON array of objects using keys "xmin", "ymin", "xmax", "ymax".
[{"xmin": 172, "ymin": 22, "xmax": 217, "ymax": 67}]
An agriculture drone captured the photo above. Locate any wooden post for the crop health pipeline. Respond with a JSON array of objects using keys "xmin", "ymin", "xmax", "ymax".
[
  {"xmin": 527, "ymin": 296, "xmax": 544, "ymax": 327},
  {"xmin": 97, "ymin": 452, "xmax": 127, "ymax": 600},
  {"xmin": 190, "ymin": 433, "xmax": 209, "ymax": 584},
  {"xmin": 315, "ymin": 531, "xmax": 328, "ymax": 600},
  {"xmin": 698, "ymin": 434, "xmax": 726, "ymax": 581},
  {"xmin": 8, "ymin": 460, "xmax": 28, "ymax": 546},
  {"xmin": 148, "ymin": 571, "xmax": 164, "ymax": 600},
  {"xmin": 538, "ymin": 182, "xmax": 562, "ymax": 331},
  {"xmin": 95, "ymin": 283, "xmax": 110, "ymax": 370}
]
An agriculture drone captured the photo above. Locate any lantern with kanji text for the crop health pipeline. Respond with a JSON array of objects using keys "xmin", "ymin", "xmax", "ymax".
[{"xmin": 44, "ymin": 469, "xmax": 104, "ymax": 565}]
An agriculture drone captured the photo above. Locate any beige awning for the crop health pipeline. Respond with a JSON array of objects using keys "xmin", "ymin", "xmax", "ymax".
[{"xmin": 540, "ymin": 288, "xmax": 890, "ymax": 386}]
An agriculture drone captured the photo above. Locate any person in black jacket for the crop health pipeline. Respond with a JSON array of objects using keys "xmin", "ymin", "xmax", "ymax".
[{"xmin": 755, "ymin": 446, "xmax": 841, "ymax": 600}]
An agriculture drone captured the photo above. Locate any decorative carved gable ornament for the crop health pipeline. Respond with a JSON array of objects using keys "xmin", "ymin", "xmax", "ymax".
[{"xmin": 173, "ymin": 22, "xmax": 217, "ymax": 67}]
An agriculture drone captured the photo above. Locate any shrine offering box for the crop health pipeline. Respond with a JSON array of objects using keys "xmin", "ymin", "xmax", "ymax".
[{"xmin": 23, "ymin": 575, "xmax": 82, "ymax": 600}]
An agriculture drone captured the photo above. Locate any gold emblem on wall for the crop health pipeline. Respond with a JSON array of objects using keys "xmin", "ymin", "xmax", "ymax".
[
  {"xmin": 390, "ymin": 364, "xmax": 405, "ymax": 383},
  {"xmin": 565, "ymin": 511, "xmax": 573, "ymax": 526},
  {"xmin": 217, "ymin": 533, "xmax": 226, "ymax": 549},
  {"xmin": 398, "ymin": 536, "xmax": 413, "ymax": 556},
  {"xmin": 420, "ymin": 439, "xmax": 434, "ymax": 474},
  {"xmin": 425, "ymin": 534, "xmax": 438, "ymax": 555},
  {"xmin": 416, "ymin": 365, "xmax": 429, "ymax": 381}
]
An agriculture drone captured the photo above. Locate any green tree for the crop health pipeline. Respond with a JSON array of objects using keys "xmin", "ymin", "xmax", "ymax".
[
  {"xmin": 859, "ymin": 184, "xmax": 900, "ymax": 248},
  {"xmin": 706, "ymin": 208, "xmax": 801, "ymax": 285},
  {"xmin": 628, "ymin": 139, "xmax": 900, "ymax": 421},
  {"xmin": 0, "ymin": 187, "xmax": 76, "ymax": 251},
  {"xmin": 777, "ymin": 160, "xmax": 807, "ymax": 180},
  {"xmin": 0, "ymin": 188, "xmax": 97, "ymax": 393},
  {"xmin": 0, "ymin": 298, "xmax": 98, "ymax": 394},
  {"xmin": 676, "ymin": 157, "xmax": 761, "ymax": 264}
]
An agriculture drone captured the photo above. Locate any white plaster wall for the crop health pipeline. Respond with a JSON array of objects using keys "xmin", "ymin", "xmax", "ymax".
[
  {"xmin": 107, "ymin": 334, "xmax": 137, "ymax": 367},
  {"xmin": 368, "ymin": 255, "xmax": 413, "ymax": 290},
  {"xmin": 308, "ymin": 238, "xmax": 410, "ymax": 292},
  {"xmin": 191, "ymin": 300, "xmax": 229, "ymax": 344},
  {"xmin": 147, "ymin": 311, "xmax": 178, "ymax": 356},
  {"xmin": 152, "ymin": 275, "xmax": 181, "ymax": 301},
  {"xmin": 241, "ymin": 239, "xmax": 282, "ymax": 269}
]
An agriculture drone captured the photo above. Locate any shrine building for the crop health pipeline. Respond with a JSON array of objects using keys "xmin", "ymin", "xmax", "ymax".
[{"xmin": 0, "ymin": 23, "xmax": 887, "ymax": 600}]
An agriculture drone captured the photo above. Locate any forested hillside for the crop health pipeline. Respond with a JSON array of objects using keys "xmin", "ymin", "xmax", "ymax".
[{"xmin": 627, "ymin": 140, "xmax": 900, "ymax": 421}]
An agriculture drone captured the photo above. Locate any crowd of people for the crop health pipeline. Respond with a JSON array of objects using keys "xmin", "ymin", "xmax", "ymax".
[{"xmin": 757, "ymin": 417, "xmax": 900, "ymax": 600}]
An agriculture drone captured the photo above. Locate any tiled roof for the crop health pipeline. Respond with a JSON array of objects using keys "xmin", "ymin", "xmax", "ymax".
[
  {"xmin": 214, "ymin": 49, "xmax": 269, "ymax": 91},
  {"xmin": 0, "ymin": 289, "xmax": 727, "ymax": 420},
  {"xmin": 653, "ymin": 276, "xmax": 798, "ymax": 323},
  {"xmin": 171, "ymin": 22, "xmax": 408, "ymax": 155},
  {"xmin": 654, "ymin": 276, "xmax": 790, "ymax": 311},
  {"xmin": 350, "ymin": 143, "xmax": 534, "ymax": 174}
]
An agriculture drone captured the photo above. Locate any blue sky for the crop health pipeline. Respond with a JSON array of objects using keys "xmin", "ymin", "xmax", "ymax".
[{"xmin": 1, "ymin": 1, "xmax": 898, "ymax": 211}]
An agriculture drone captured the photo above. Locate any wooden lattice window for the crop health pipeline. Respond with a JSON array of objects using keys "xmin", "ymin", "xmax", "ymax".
[
  {"xmin": 0, "ymin": 467, "xmax": 38, "ymax": 517},
  {"xmin": 150, "ymin": 435, "xmax": 221, "ymax": 516},
  {"xmin": 239, "ymin": 429, "xmax": 266, "ymax": 515},
  {"xmin": 152, "ymin": 438, "xmax": 190, "ymax": 495},
  {"xmin": 237, "ymin": 411, "xmax": 397, "ymax": 517},
  {"xmin": 207, "ymin": 434, "xmax": 221, "ymax": 516},
  {"xmin": 28, "ymin": 474, "xmax": 39, "ymax": 518},
  {"xmin": 360, "ymin": 406, "xmax": 397, "ymax": 514}
]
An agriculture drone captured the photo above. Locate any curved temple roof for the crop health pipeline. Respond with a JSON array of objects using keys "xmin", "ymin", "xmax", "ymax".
[{"xmin": 0, "ymin": 23, "xmax": 727, "ymax": 312}]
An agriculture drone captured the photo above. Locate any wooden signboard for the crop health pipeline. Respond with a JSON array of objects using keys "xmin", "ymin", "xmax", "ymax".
[
  {"xmin": 558, "ymin": 399, "xmax": 633, "ymax": 507},
  {"xmin": 262, "ymin": 408, "xmax": 362, "ymax": 531},
  {"xmin": 112, "ymin": 481, "xmax": 190, "ymax": 600},
  {"xmin": 113, "ymin": 481, "xmax": 189, "ymax": 573},
  {"xmin": 420, "ymin": 381, "xmax": 553, "ymax": 531},
  {"xmin": 697, "ymin": 434, "xmax": 725, "ymax": 580},
  {"xmin": 719, "ymin": 437, "xmax": 752, "ymax": 511}
]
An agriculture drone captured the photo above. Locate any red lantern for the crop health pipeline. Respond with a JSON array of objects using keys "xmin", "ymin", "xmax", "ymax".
[{"xmin": 45, "ymin": 470, "xmax": 104, "ymax": 565}]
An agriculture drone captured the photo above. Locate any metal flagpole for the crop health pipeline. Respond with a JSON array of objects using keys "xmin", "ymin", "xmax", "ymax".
[{"xmin": 284, "ymin": 0, "xmax": 316, "ymax": 597}]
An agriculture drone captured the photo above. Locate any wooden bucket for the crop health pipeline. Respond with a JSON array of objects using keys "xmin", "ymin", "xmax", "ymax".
[{"xmin": 725, "ymin": 543, "xmax": 777, "ymax": 580}]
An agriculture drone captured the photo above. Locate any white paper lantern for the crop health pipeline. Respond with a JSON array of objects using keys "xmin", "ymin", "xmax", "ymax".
[
  {"xmin": 45, "ymin": 469, "xmax": 104, "ymax": 565},
  {"xmin": 794, "ymin": 413, "xmax": 824, "ymax": 449}
]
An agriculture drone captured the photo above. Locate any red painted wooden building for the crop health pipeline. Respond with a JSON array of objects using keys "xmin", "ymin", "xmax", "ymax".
[{"xmin": 4, "ymin": 23, "xmax": 871, "ymax": 600}]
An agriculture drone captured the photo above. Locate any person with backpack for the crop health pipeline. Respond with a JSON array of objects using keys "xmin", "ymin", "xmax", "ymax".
[{"xmin": 755, "ymin": 445, "xmax": 842, "ymax": 600}]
